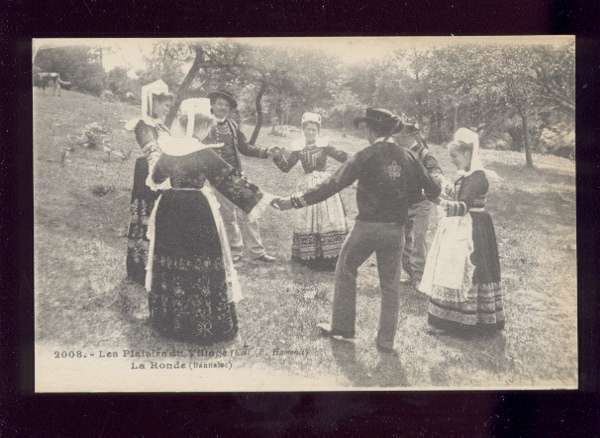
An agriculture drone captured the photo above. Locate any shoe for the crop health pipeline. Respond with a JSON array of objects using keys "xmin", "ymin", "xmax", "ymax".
[
  {"xmin": 255, "ymin": 254, "xmax": 276, "ymax": 263},
  {"xmin": 232, "ymin": 255, "xmax": 243, "ymax": 263},
  {"xmin": 400, "ymin": 270, "xmax": 412, "ymax": 284},
  {"xmin": 426, "ymin": 327, "xmax": 447, "ymax": 336},
  {"xmin": 411, "ymin": 278, "xmax": 423, "ymax": 292},
  {"xmin": 317, "ymin": 323, "xmax": 355, "ymax": 342}
]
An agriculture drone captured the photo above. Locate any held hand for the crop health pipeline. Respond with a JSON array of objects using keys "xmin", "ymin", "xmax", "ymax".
[
  {"xmin": 271, "ymin": 197, "xmax": 293, "ymax": 211},
  {"xmin": 279, "ymin": 198, "xmax": 294, "ymax": 210},
  {"xmin": 270, "ymin": 197, "xmax": 281, "ymax": 210},
  {"xmin": 267, "ymin": 147, "xmax": 282, "ymax": 159}
]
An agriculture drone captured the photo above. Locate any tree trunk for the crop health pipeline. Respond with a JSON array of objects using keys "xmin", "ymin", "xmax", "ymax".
[
  {"xmin": 453, "ymin": 103, "xmax": 459, "ymax": 133},
  {"xmin": 430, "ymin": 111, "xmax": 444, "ymax": 144},
  {"xmin": 165, "ymin": 46, "xmax": 205, "ymax": 128},
  {"xmin": 520, "ymin": 111, "xmax": 534, "ymax": 168},
  {"xmin": 249, "ymin": 78, "xmax": 267, "ymax": 145}
]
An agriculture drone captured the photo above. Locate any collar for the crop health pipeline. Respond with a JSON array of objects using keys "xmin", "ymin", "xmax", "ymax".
[
  {"xmin": 372, "ymin": 137, "xmax": 396, "ymax": 144},
  {"xmin": 408, "ymin": 141, "xmax": 421, "ymax": 151}
]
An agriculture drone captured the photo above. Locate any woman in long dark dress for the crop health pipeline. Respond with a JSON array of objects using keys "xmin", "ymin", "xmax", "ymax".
[
  {"xmin": 271, "ymin": 112, "xmax": 349, "ymax": 271},
  {"xmin": 125, "ymin": 80, "xmax": 174, "ymax": 285},
  {"xmin": 419, "ymin": 128, "xmax": 505, "ymax": 335},
  {"xmin": 145, "ymin": 101, "xmax": 273, "ymax": 344}
]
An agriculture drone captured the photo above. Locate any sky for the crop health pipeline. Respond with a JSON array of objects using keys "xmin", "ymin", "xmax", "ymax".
[{"xmin": 34, "ymin": 36, "xmax": 574, "ymax": 76}]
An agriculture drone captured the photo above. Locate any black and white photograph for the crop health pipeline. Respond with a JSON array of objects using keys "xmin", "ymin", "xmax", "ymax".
[{"xmin": 33, "ymin": 36, "xmax": 576, "ymax": 391}]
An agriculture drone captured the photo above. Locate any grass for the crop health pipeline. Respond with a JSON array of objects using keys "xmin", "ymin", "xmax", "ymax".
[{"xmin": 34, "ymin": 89, "xmax": 577, "ymax": 389}]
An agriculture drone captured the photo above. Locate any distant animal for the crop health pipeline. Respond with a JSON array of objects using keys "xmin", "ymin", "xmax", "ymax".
[{"xmin": 36, "ymin": 72, "xmax": 70, "ymax": 96}]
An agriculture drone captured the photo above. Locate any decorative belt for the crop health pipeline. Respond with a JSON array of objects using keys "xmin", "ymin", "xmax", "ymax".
[{"xmin": 168, "ymin": 187, "xmax": 204, "ymax": 191}]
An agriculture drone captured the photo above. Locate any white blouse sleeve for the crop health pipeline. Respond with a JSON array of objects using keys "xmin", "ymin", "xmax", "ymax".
[{"xmin": 145, "ymin": 147, "xmax": 172, "ymax": 191}]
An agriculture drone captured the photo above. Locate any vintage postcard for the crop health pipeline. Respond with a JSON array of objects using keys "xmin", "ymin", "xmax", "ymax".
[{"xmin": 33, "ymin": 36, "xmax": 576, "ymax": 392}]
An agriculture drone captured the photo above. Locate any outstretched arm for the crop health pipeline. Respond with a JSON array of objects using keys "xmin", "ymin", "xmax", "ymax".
[
  {"xmin": 271, "ymin": 148, "xmax": 300, "ymax": 173},
  {"xmin": 324, "ymin": 145, "xmax": 349, "ymax": 163},
  {"xmin": 134, "ymin": 121, "xmax": 159, "ymax": 156},
  {"xmin": 416, "ymin": 157, "xmax": 442, "ymax": 202},
  {"xmin": 236, "ymin": 127, "xmax": 271, "ymax": 159},
  {"xmin": 288, "ymin": 151, "xmax": 363, "ymax": 208},
  {"xmin": 201, "ymin": 149, "xmax": 265, "ymax": 214}
]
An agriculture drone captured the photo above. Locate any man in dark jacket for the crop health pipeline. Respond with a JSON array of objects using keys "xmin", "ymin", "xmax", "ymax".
[
  {"xmin": 273, "ymin": 108, "xmax": 441, "ymax": 352},
  {"xmin": 393, "ymin": 115, "xmax": 444, "ymax": 289},
  {"xmin": 204, "ymin": 91, "xmax": 276, "ymax": 263}
]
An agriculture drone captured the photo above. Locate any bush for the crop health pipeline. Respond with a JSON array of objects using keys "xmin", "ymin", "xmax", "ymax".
[
  {"xmin": 34, "ymin": 46, "xmax": 106, "ymax": 96},
  {"xmin": 482, "ymin": 132, "xmax": 513, "ymax": 151},
  {"xmin": 538, "ymin": 127, "xmax": 575, "ymax": 159},
  {"xmin": 72, "ymin": 63, "xmax": 106, "ymax": 96}
]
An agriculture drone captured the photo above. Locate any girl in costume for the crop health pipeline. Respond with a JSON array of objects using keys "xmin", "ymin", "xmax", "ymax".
[
  {"xmin": 125, "ymin": 80, "xmax": 174, "ymax": 285},
  {"xmin": 271, "ymin": 112, "xmax": 349, "ymax": 271},
  {"xmin": 419, "ymin": 128, "xmax": 505, "ymax": 335},
  {"xmin": 144, "ymin": 98, "xmax": 274, "ymax": 344}
]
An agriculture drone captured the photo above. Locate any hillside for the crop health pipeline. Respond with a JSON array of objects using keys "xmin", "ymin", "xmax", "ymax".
[{"xmin": 34, "ymin": 89, "xmax": 577, "ymax": 389}]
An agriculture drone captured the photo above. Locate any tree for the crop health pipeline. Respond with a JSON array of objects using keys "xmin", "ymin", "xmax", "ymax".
[
  {"xmin": 528, "ymin": 44, "xmax": 575, "ymax": 117},
  {"xmin": 328, "ymin": 87, "xmax": 363, "ymax": 131},
  {"xmin": 474, "ymin": 46, "xmax": 542, "ymax": 167},
  {"xmin": 139, "ymin": 41, "xmax": 192, "ymax": 91},
  {"xmin": 34, "ymin": 45, "xmax": 106, "ymax": 96},
  {"xmin": 165, "ymin": 45, "xmax": 207, "ymax": 128},
  {"xmin": 107, "ymin": 67, "xmax": 130, "ymax": 96},
  {"xmin": 72, "ymin": 62, "xmax": 106, "ymax": 96}
]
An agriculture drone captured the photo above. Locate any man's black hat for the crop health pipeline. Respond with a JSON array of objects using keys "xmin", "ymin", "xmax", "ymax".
[{"xmin": 354, "ymin": 108, "xmax": 403, "ymax": 133}]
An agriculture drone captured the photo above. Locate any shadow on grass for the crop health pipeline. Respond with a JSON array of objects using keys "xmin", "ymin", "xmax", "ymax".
[
  {"xmin": 330, "ymin": 340, "xmax": 409, "ymax": 387},
  {"xmin": 492, "ymin": 187, "xmax": 575, "ymax": 232},
  {"xmin": 487, "ymin": 161, "xmax": 575, "ymax": 187},
  {"xmin": 428, "ymin": 332, "xmax": 511, "ymax": 387}
]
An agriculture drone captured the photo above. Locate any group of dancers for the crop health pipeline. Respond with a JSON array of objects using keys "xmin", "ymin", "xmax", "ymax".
[{"xmin": 124, "ymin": 79, "xmax": 505, "ymax": 352}]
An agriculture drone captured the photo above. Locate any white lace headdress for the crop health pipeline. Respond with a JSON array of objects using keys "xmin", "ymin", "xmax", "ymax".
[
  {"xmin": 451, "ymin": 127, "xmax": 502, "ymax": 182},
  {"xmin": 125, "ymin": 79, "xmax": 171, "ymax": 130},
  {"xmin": 290, "ymin": 111, "xmax": 328, "ymax": 150}
]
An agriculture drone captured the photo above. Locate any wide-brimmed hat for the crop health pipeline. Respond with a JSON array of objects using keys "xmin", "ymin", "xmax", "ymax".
[
  {"xmin": 353, "ymin": 108, "xmax": 403, "ymax": 133},
  {"xmin": 208, "ymin": 90, "xmax": 238, "ymax": 109}
]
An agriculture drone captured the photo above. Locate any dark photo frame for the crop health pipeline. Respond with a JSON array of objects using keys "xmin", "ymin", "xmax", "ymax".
[{"xmin": 2, "ymin": 0, "xmax": 599, "ymax": 435}]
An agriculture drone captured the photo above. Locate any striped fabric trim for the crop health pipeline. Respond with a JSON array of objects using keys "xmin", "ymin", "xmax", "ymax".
[
  {"xmin": 428, "ymin": 282, "xmax": 505, "ymax": 327},
  {"xmin": 409, "ymin": 142, "xmax": 428, "ymax": 162},
  {"xmin": 445, "ymin": 200, "xmax": 468, "ymax": 216}
]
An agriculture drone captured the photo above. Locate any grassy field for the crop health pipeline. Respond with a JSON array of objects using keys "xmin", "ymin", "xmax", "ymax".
[{"xmin": 34, "ymin": 89, "xmax": 577, "ymax": 389}]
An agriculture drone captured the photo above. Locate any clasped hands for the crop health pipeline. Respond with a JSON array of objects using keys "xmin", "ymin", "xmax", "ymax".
[{"xmin": 270, "ymin": 196, "xmax": 293, "ymax": 211}]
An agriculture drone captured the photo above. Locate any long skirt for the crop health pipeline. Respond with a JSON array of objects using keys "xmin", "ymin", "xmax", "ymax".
[
  {"xmin": 291, "ymin": 171, "xmax": 349, "ymax": 271},
  {"xmin": 147, "ymin": 188, "xmax": 239, "ymax": 344},
  {"xmin": 421, "ymin": 211, "xmax": 505, "ymax": 334},
  {"xmin": 126, "ymin": 157, "xmax": 158, "ymax": 285}
]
